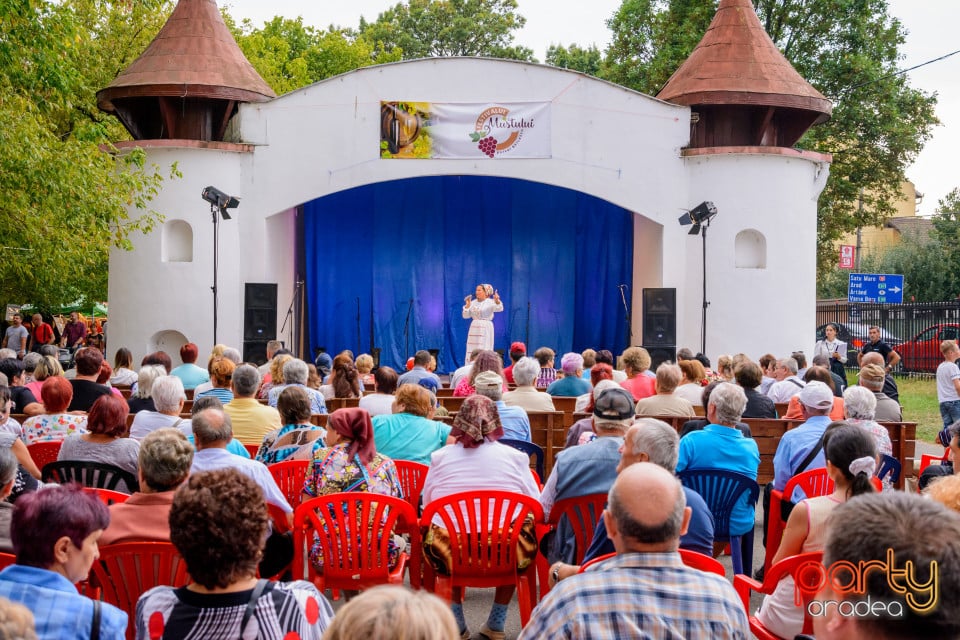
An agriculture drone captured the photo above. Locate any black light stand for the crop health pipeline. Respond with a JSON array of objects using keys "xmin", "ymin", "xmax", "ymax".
[
  {"xmin": 678, "ymin": 201, "xmax": 718, "ymax": 355},
  {"xmin": 201, "ymin": 186, "xmax": 239, "ymax": 346}
]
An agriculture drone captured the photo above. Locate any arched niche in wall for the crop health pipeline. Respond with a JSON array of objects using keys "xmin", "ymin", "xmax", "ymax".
[
  {"xmin": 162, "ymin": 219, "xmax": 193, "ymax": 262},
  {"xmin": 735, "ymin": 229, "xmax": 767, "ymax": 269},
  {"xmin": 148, "ymin": 330, "xmax": 188, "ymax": 361}
]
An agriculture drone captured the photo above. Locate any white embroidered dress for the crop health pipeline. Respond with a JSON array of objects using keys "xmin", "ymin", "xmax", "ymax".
[{"xmin": 462, "ymin": 298, "xmax": 503, "ymax": 361}]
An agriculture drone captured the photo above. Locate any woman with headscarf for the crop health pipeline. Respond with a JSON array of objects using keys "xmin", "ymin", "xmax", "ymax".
[
  {"xmin": 300, "ymin": 407, "xmax": 402, "ymax": 572},
  {"xmin": 421, "ymin": 395, "xmax": 539, "ymax": 640},
  {"xmin": 462, "ymin": 283, "xmax": 503, "ymax": 363}
]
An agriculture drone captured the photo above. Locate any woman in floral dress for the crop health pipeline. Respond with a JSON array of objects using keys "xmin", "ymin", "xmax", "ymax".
[{"xmin": 21, "ymin": 376, "xmax": 86, "ymax": 445}]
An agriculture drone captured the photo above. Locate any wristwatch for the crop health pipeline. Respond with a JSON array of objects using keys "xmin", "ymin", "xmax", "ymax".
[{"xmin": 550, "ymin": 565, "xmax": 561, "ymax": 585}]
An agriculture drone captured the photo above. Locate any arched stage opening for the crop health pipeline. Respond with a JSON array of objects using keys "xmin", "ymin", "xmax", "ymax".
[{"xmin": 302, "ymin": 175, "xmax": 635, "ymax": 373}]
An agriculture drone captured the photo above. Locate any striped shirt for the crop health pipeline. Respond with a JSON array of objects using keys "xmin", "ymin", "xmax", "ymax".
[{"xmin": 519, "ymin": 552, "xmax": 749, "ymax": 639}]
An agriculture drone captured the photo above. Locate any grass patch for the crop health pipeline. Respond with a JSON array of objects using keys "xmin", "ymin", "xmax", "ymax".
[{"xmin": 844, "ymin": 372, "xmax": 940, "ymax": 443}]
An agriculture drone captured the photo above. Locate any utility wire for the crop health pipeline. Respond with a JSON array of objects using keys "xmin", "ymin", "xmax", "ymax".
[{"xmin": 838, "ymin": 48, "xmax": 960, "ymax": 95}]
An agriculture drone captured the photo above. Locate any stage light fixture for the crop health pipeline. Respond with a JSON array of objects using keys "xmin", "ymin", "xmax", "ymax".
[
  {"xmin": 678, "ymin": 201, "xmax": 717, "ymax": 236},
  {"xmin": 201, "ymin": 186, "xmax": 240, "ymax": 219}
]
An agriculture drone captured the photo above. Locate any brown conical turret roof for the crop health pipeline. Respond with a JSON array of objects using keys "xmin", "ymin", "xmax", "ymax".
[
  {"xmin": 657, "ymin": 0, "xmax": 831, "ymax": 122},
  {"xmin": 97, "ymin": 0, "xmax": 275, "ymax": 141}
]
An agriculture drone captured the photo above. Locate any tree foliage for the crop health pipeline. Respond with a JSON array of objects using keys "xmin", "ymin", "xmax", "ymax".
[
  {"xmin": 357, "ymin": 0, "xmax": 534, "ymax": 61},
  {"xmin": 0, "ymin": 0, "xmax": 177, "ymax": 310},
  {"xmin": 545, "ymin": 43, "xmax": 603, "ymax": 76},
  {"xmin": 599, "ymin": 0, "xmax": 938, "ymax": 274}
]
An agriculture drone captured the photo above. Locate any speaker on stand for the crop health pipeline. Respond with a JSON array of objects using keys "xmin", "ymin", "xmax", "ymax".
[
  {"xmin": 642, "ymin": 288, "xmax": 676, "ymax": 369},
  {"xmin": 242, "ymin": 283, "xmax": 277, "ymax": 366}
]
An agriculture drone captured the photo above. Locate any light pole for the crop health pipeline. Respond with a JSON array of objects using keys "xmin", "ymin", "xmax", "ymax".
[{"xmin": 201, "ymin": 186, "xmax": 239, "ymax": 345}]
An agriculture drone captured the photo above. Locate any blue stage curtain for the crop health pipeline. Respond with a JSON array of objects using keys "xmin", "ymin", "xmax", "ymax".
[{"xmin": 303, "ymin": 176, "xmax": 633, "ymax": 373}]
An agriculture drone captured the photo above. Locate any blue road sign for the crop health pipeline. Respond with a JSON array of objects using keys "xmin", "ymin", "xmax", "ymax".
[{"xmin": 847, "ymin": 273, "xmax": 904, "ymax": 304}]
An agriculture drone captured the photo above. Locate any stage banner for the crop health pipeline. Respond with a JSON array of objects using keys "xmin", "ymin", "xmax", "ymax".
[{"xmin": 380, "ymin": 101, "xmax": 551, "ymax": 159}]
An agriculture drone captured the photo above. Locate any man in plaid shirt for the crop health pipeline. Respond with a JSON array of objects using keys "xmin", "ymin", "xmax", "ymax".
[{"xmin": 520, "ymin": 462, "xmax": 749, "ymax": 639}]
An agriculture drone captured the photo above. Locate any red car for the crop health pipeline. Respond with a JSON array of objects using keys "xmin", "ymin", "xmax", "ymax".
[{"xmin": 898, "ymin": 324, "xmax": 960, "ymax": 372}]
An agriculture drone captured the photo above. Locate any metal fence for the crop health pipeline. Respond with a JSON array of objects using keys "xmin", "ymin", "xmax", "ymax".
[{"xmin": 816, "ymin": 299, "xmax": 960, "ymax": 373}]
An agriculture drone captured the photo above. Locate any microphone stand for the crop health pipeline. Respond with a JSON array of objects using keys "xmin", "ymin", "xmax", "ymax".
[
  {"xmin": 618, "ymin": 284, "xmax": 631, "ymax": 350},
  {"xmin": 403, "ymin": 299, "xmax": 414, "ymax": 358},
  {"xmin": 280, "ymin": 278, "xmax": 302, "ymax": 352},
  {"xmin": 525, "ymin": 301, "xmax": 531, "ymax": 347}
]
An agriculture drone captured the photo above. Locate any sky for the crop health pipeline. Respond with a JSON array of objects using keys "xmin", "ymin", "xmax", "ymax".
[{"xmin": 222, "ymin": 0, "xmax": 960, "ymax": 214}]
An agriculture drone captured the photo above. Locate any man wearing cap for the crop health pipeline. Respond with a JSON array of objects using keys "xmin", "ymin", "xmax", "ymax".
[
  {"xmin": 502, "ymin": 342, "xmax": 526, "ymax": 384},
  {"xmin": 397, "ymin": 349, "xmax": 441, "ymax": 388},
  {"xmin": 860, "ymin": 350, "xmax": 900, "ymax": 403},
  {"xmin": 473, "ymin": 371, "xmax": 531, "ymax": 441},
  {"xmin": 858, "ymin": 362, "xmax": 902, "ymax": 421},
  {"xmin": 546, "ymin": 353, "xmax": 591, "ymax": 397},
  {"xmin": 539, "ymin": 387, "xmax": 634, "ymax": 564},
  {"xmin": 772, "ymin": 380, "xmax": 834, "ymax": 498}
]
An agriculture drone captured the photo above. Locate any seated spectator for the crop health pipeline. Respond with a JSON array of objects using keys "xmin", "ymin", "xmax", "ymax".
[
  {"xmin": 679, "ymin": 381, "xmax": 752, "ymax": 439},
  {"xmin": 258, "ymin": 340, "xmax": 284, "ymax": 379},
  {"xmin": 127, "ymin": 365, "xmax": 165, "ymax": 414},
  {"xmin": 0, "ymin": 449, "xmax": 19, "ymax": 552},
  {"xmin": 422, "ymin": 395, "xmax": 539, "ymax": 640},
  {"xmin": 100, "ymin": 428, "xmax": 194, "ymax": 545},
  {"xmin": 140, "ymin": 351, "xmax": 173, "ymax": 375},
  {"xmin": 24, "ymin": 355, "xmax": 61, "ymax": 401},
  {"xmin": 129, "ymin": 375, "xmax": 192, "ymax": 440},
  {"xmin": 534, "ymin": 347, "xmax": 557, "ymax": 389},
  {"xmin": 449, "ymin": 349, "xmax": 479, "ymax": 391},
  {"xmin": 619, "ymin": 347, "xmax": 655, "ymax": 402},
  {"xmin": 673, "ymin": 359, "xmax": 707, "ymax": 406},
  {"xmin": 782, "ymin": 366, "xmax": 844, "ymax": 420},
  {"xmin": 595, "ymin": 349, "xmax": 627, "ymax": 382},
  {"xmin": 453, "ymin": 350, "xmax": 504, "ymax": 397},
  {"xmin": 579, "ymin": 348, "xmax": 596, "ymax": 380},
  {"xmin": 0, "ymin": 360, "xmax": 42, "ymax": 416},
  {"xmin": 136, "ymin": 469, "xmax": 333, "ymax": 638},
  {"xmin": 502, "ymin": 342, "xmax": 526, "ymax": 385},
  {"xmin": 258, "ymin": 353, "xmax": 292, "ymax": 401},
  {"xmin": 110, "ymin": 347, "xmax": 138, "ymax": 387},
  {"xmin": 541, "ymin": 387, "xmax": 633, "ymax": 564},
  {"xmin": 0, "ymin": 386, "xmax": 40, "ymax": 498},
  {"xmin": 520, "ymin": 463, "xmax": 748, "ymax": 638},
  {"xmin": 676, "ymin": 382, "xmax": 759, "ymax": 552},
  {"xmin": 735, "ymin": 360, "xmax": 777, "ymax": 418},
  {"xmin": 574, "ymin": 362, "xmax": 614, "ymax": 415},
  {"xmin": 95, "ymin": 361, "xmax": 123, "ymax": 399},
  {"xmin": 756, "ymin": 423, "xmax": 877, "ymax": 638},
  {"xmin": 187, "ymin": 396, "xmax": 249, "ymax": 459},
  {"xmin": 268, "ymin": 359, "xmax": 326, "ymax": 414},
  {"xmin": 766, "ymin": 357, "xmax": 805, "ymax": 404},
  {"xmin": 322, "ymin": 585, "xmax": 458, "ymax": 640},
  {"xmin": 919, "ymin": 419, "xmax": 959, "ymax": 491},
  {"xmin": 861, "ymin": 350, "xmax": 900, "ymax": 403},
  {"xmin": 502, "ymin": 357, "xmax": 556, "ymax": 412},
  {"xmin": 67, "ymin": 347, "xmax": 112, "ymax": 412},
  {"xmin": 371, "ymin": 385, "xmax": 452, "ymax": 465},
  {"xmin": 812, "ymin": 492, "xmax": 960, "ymax": 639},
  {"xmin": 355, "ymin": 353, "xmax": 376, "ymax": 390},
  {"xmin": 318, "ymin": 355, "xmax": 361, "ymax": 401},
  {"xmin": 474, "ymin": 371, "xmax": 530, "ymax": 442},
  {"xmin": 773, "ymin": 382, "xmax": 834, "ymax": 497},
  {"xmin": 58, "ymin": 395, "xmax": 139, "ymax": 491},
  {"xmin": 195, "ymin": 357, "xmax": 235, "ymax": 405},
  {"xmin": 858, "ymin": 362, "xmax": 902, "ymax": 422},
  {"xmin": 169, "ymin": 343, "xmax": 210, "ymax": 391},
  {"xmin": 301, "ymin": 408, "xmax": 402, "ymax": 573},
  {"xmin": 257, "ymin": 386, "xmax": 325, "ymax": 465},
  {"xmin": 397, "ymin": 350, "xmax": 440, "ymax": 389},
  {"xmin": 715, "ymin": 354, "xmax": 735, "ymax": 382},
  {"xmin": 811, "ymin": 353, "xmax": 846, "ymax": 397},
  {"xmin": 223, "ymin": 364, "xmax": 281, "ymax": 445},
  {"xmin": 842, "ymin": 385, "xmax": 893, "ymax": 456},
  {"xmin": 21, "ymin": 377, "xmax": 87, "ymax": 445},
  {"xmin": 566, "ymin": 378, "xmax": 619, "ymax": 446},
  {"xmin": 0, "ymin": 485, "xmax": 127, "ymax": 637},
  {"xmin": 359, "ymin": 366, "xmax": 398, "ymax": 417},
  {"xmin": 634, "ymin": 364, "xmax": 695, "ymax": 417},
  {"xmin": 546, "ymin": 353, "xmax": 591, "ymax": 397}
]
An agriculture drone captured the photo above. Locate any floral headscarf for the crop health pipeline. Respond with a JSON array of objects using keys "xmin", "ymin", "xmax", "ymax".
[
  {"xmin": 450, "ymin": 395, "xmax": 503, "ymax": 448},
  {"xmin": 329, "ymin": 408, "xmax": 377, "ymax": 464}
]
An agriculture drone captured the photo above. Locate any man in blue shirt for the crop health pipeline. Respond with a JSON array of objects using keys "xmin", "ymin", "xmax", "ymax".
[
  {"xmin": 772, "ymin": 380, "xmax": 834, "ymax": 500},
  {"xmin": 397, "ymin": 350, "xmax": 441, "ymax": 388},
  {"xmin": 473, "ymin": 371, "xmax": 530, "ymax": 441}
]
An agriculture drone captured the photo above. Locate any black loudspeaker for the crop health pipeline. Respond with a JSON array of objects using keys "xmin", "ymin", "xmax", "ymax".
[
  {"xmin": 642, "ymin": 288, "xmax": 676, "ymax": 346},
  {"xmin": 242, "ymin": 340, "xmax": 270, "ymax": 366},
  {"xmin": 243, "ymin": 283, "xmax": 277, "ymax": 341},
  {"xmin": 646, "ymin": 346, "xmax": 676, "ymax": 371}
]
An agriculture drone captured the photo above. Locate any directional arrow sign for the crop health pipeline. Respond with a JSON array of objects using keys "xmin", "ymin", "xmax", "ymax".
[{"xmin": 848, "ymin": 273, "xmax": 904, "ymax": 304}]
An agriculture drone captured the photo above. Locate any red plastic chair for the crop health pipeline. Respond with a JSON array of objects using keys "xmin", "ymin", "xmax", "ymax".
[
  {"xmin": 733, "ymin": 551, "xmax": 824, "ymax": 640},
  {"xmin": 27, "ymin": 441, "xmax": 62, "ymax": 469},
  {"xmin": 0, "ymin": 553, "xmax": 14, "ymax": 571},
  {"xmin": 268, "ymin": 459, "xmax": 309, "ymax": 509},
  {"xmin": 89, "ymin": 541, "xmax": 189, "ymax": 640},
  {"xmin": 419, "ymin": 490, "xmax": 543, "ymax": 626},
  {"xmin": 244, "ymin": 443, "xmax": 260, "ymax": 458},
  {"xmin": 393, "ymin": 459, "xmax": 429, "ymax": 515},
  {"xmin": 918, "ymin": 447, "xmax": 950, "ymax": 492},
  {"xmin": 82, "ymin": 487, "xmax": 130, "ymax": 506},
  {"xmin": 537, "ymin": 492, "xmax": 608, "ymax": 597},
  {"xmin": 579, "ymin": 549, "xmax": 725, "ymax": 577},
  {"xmin": 293, "ymin": 492, "xmax": 417, "ymax": 592}
]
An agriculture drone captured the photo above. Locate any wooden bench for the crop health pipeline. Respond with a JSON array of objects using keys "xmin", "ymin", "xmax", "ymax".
[
  {"xmin": 325, "ymin": 397, "xmax": 360, "ymax": 411},
  {"xmin": 308, "ymin": 414, "xmax": 329, "ymax": 427},
  {"xmin": 550, "ymin": 396, "xmax": 579, "ymax": 428},
  {"xmin": 526, "ymin": 411, "xmax": 566, "ymax": 476},
  {"xmin": 438, "ymin": 396, "xmax": 465, "ymax": 413}
]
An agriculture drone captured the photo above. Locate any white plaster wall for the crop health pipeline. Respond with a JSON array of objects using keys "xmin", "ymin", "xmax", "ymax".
[
  {"xmin": 680, "ymin": 151, "xmax": 829, "ymax": 362},
  {"xmin": 108, "ymin": 58, "xmax": 827, "ymax": 365}
]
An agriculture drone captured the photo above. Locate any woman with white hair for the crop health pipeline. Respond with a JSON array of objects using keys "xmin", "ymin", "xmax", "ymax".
[
  {"xmin": 842, "ymin": 385, "xmax": 892, "ymax": 456},
  {"xmin": 462, "ymin": 283, "xmax": 503, "ymax": 363},
  {"xmin": 502, "ymin": 357, "xmax": 556, "ymax": 413},
  {"xmin": 128, "ymin": 364, "xmax": 166, "ymax": 414}
]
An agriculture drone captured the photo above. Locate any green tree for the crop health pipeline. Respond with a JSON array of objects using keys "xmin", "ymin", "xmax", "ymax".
[
  {"xmin": 545, "ymin": 43, "xmax": 603, "ymax": 76},
  {"xmin": 0, "ymin": 0, "xmax": 177, "ymax": 310},
  {"xmin": 601, "ymin": 0, "xmax": 938, "ymax": 274},
  {"xmin": 358, "ymin": 0, "xmax": 534, "ymax": 60}
]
